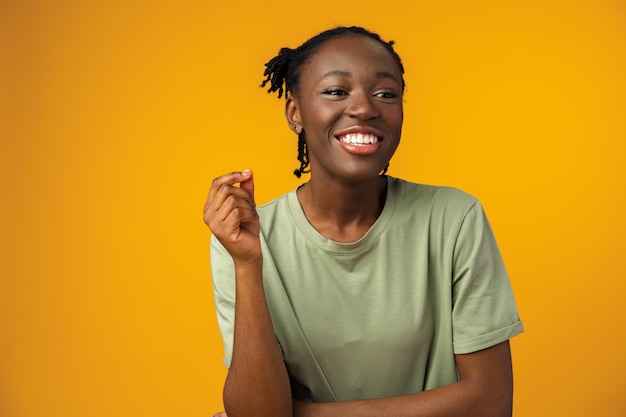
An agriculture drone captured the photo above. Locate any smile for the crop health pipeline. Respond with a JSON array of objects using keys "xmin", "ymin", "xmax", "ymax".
[{"xmin": 339, "ymin": 133, "xmax": 380, "ymax": 145}]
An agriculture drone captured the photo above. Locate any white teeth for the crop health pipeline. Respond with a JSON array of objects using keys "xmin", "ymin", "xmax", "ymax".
[{"xmin": 340, "ymin": 133, "xmax": 379, "ymax": 145}]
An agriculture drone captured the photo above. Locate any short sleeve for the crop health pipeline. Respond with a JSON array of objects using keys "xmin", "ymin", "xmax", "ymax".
[
  {"xmin": 451, "ymin": 201, "xmax": 523, "ymax": 354},
  {"xmin": 210, "ymin": 235, "xmax": 236, "ymax": 368}
]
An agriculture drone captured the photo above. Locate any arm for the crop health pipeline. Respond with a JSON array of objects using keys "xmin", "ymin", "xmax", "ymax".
[
  {"xmin": 294, "ymin": 341, "xmax": 513, "ymax": 417},
  {"xmin": 204, "ymin": 170, "xmax": 292, "ymax": 417}
]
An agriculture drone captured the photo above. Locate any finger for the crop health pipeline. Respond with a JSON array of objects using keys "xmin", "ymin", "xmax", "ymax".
[
  {"xmin": 223, "ymin": 205, "xmax": 259, "ymax": 229},
  {"xmin": 216, "ymin": 183, "xmax": 254, "ymax": 207},
  {"xmin": 204, "ymin": 170, "xmax": 253, "ymax": 211},
  {"xmin": 216, "ymin": 206, "xmax": 259, "ymax": 242},
  {"xmin": 211, "ymin": 192, "xmax": 256, "ymax": 226},
  {"xmin": 206, "ymin": 187, "xmax": 258, "ymax": 230},
  {"xmin": 205, "ymin": 184, "xmax": 255, "ymax": 222},
  {"xmin": 239, "ymin": 169, "xmax": 255, "ymax": 205},
  {"xmin": 205, "ymin": 170, "xmax": 250, "ymax": 209},
  {"xmin": 205, "ymin": 186, "xmax": 254, "ymax": 225}
]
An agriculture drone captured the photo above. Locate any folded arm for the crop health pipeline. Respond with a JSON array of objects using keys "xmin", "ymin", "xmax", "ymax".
[{"xmin": 293, "ymin": 341, "xmax": 513, "ymax": 417}]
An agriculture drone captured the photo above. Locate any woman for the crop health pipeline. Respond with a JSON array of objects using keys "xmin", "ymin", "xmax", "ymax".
[{"xmin": 204, "ymin": 26, "xmax": 523, "ymax": 417}]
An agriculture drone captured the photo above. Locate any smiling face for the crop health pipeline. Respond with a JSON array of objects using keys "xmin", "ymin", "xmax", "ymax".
[{"xmin": 286, "ymin": 34, "xmax": 404, "ymax": 183}]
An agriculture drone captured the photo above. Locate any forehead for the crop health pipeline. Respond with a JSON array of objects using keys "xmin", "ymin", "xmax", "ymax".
[{"xmin": 301, "ymin": 35, "xmax": 401, "ymax": 81}]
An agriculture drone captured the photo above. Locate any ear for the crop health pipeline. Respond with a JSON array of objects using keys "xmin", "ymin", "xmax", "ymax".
[{"xmin": 285, "ymin": 96, "xmax": 302, "ymax": 131}]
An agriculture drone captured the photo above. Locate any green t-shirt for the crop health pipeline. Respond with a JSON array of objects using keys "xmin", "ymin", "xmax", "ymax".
[{"xmin": 211, "ymin": 176, "xmax": 523, "ymax": 402}]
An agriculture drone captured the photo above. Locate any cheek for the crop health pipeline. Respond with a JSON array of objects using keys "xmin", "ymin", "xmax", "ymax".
[
  {"xmin": 302, "ymin": 105, "xmax": 343, "ymax": 132},
  {"xmin": 382, "ymin": 106, "xmax": 403, "ymax": 131}
]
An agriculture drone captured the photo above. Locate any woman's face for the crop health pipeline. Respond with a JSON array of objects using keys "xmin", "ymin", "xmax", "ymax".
[{"xmin": 287, "ymin": 34, "xmax": 404, "ymax": 182}]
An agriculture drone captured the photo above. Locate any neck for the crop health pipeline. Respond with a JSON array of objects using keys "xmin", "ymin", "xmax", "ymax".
[{"xmin": 297, "ymin": 175, "xmax": 388, "ymax": 242}]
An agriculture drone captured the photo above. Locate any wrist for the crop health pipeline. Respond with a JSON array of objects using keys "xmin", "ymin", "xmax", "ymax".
[{"xmin": 234, "ymin": 257, "xmax": 263, "ymax": 274}]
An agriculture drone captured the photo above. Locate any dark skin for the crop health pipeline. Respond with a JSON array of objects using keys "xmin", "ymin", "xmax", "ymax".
[
  {"xmin": 287, "ymin": 35, "xmax": 403, "ymax": 243},
  {"xmin": 204, "ymin": 34, "xmax": 514, "ymax": 417}
]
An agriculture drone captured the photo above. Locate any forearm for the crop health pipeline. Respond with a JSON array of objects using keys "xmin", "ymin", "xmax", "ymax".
[
  {"xmin": 296, "ymin": 381, "xmax": 507, "ymax": 417},
  {"xmin": 295, "ymin": 342, "xmax": 513, "ymax": 417},
  {"xmin": 224, "ymin": 261, "xmax": 292, "ymax": 417}
]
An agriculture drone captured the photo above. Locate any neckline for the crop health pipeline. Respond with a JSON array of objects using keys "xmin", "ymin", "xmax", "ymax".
[{"xmin": 286, "ymin": 176, "xmax": 398, "ymax": 255}]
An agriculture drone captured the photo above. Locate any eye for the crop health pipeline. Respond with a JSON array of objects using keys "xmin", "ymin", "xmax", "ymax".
[
  {"xmin": 374, "ymin": 91, "xmax": 399, "ymax": 99},
  {"xmin": 321, "ymin": 88, "xmax": 348, "ymax": 96}
]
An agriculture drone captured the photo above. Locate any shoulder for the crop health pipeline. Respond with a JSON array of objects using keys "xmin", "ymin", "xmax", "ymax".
[
  {"xmin": 256, "ymin": 190, "xmax": 292, "ymax": 215},
  {"xmin": 256, "ymin": 190, "xmax": 293, "ymax": 227},
  {"xmin": 254, "ymin": 189, "xmax": 299, "ymax": 240},
  {"xmin": 388, "ymin": 176, "xmax": 479, "ymax": 216}
]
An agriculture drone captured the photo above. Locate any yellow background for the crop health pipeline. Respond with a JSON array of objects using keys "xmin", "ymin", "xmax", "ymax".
[{"xmin": 2, "ymin": 0, "xmax": 625, "ymax": 416}]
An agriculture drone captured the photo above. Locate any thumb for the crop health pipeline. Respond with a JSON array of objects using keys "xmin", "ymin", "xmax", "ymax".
[{"xmin": 239, "ymin": 169, "xmax": 255, "ymax": 202}]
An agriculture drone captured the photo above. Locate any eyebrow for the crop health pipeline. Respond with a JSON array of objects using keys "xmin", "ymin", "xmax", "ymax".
[
  {"xmin": 321, "ymin": 70, "xmax": 351, "ymax": 79},
  {"xmin": 320, "ymin": 70, "xmax": 399, "ymax": 83}
]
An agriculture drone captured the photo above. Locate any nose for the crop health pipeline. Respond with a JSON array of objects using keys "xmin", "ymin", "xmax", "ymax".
[{"xmin": 345, "ymin": 91, "xmax": 379, "ymax": 120}]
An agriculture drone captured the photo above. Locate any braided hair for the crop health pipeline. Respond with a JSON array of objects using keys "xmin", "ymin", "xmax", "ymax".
[{"xmin": 260, "ymin": 26, "xmax": 405, "ymax": 178}]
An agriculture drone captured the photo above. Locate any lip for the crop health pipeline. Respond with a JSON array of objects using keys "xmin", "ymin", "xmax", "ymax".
[{"xmin": 334, "ymin": 126, "xmax": 385, "ymax": 156}]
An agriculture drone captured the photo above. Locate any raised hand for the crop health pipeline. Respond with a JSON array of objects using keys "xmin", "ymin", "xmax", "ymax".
[{"xmin": 203, "ymin": 170, "xmax": 261, "ymax": 266}]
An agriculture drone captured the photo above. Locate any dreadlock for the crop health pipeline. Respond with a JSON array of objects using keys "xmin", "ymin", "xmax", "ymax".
[
  {"xmin": 260, "ymin": 26, "xmax": 405, "ymax": 177},
  {"xmin": 294, "ymin": 132, "xmax": 310, "ymax": 178}
]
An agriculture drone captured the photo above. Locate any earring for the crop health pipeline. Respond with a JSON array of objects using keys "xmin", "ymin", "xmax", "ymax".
[{"xmin": 293, "ymin": 125, "xmax": 299, "ymax": 132}]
